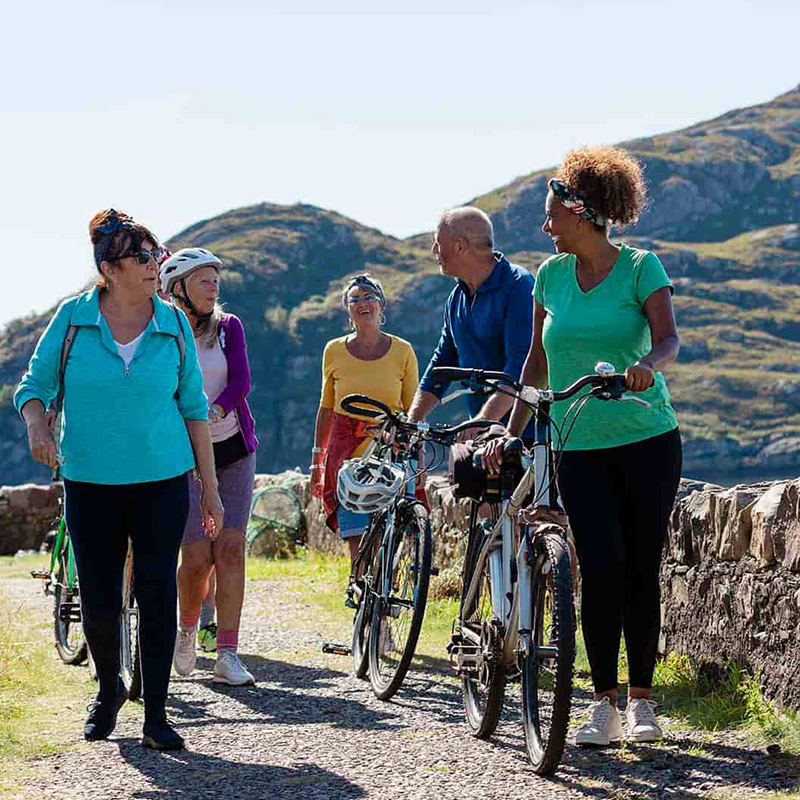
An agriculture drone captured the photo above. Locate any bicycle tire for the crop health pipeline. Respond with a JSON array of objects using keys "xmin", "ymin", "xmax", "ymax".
[
  {"xmin": 367, "ymin": 502, "xmax": 432, "ymax": 701},
  {"xmin": 53, "ymin": 550, "xmax": 88, "ymax": 665},
  {"xmin": 120, "ymin": 552, "xmax": 140, "ymax": 699},
  {"xmin": 351, "ymin": 590, "xmax": 372, "ymax": 679},
  {"xmin": 128, "ymin": 641, "xmax": 143, "ymax": 701},
  {"xmin": 351, "ymin": 512, "xmax": 383, "ymax": 679},
  {"xmin": 460, "ymin": 513, "xmax": 506, "ymax": 738},
  {"xmin": 521, "ymin": 530, "xmax": 575, "ymax": 775}
]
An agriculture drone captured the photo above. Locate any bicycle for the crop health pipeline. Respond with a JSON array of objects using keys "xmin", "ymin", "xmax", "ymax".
[
  {"xmin": 30, "ymin": 494, "xmax": 87, "ymax": 666},
  {"xmin": 340, "ymin": 393, "xmax": 495, "ymax": 701},
  {"xmin": 432, "ymin": 361, "xmax": 649, "ymax": 775}
]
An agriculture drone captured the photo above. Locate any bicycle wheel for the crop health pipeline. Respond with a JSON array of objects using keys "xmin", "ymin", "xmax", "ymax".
[
  {"xmin": 53, "ymin": 549, "xmax": 88, "ymax": 665},
  {"xmin": 521, "ymin": 530, "xmax": 575, "ymax": 775},
  {"xmin": 352, "ymin": 512, "xmax": 383, "ymax": 678},
  {"xmin": 368, "ymin": 502, "xmax": 432, "ymax": 701},
  {"xmin": 120, "ymin": 550, "xmax": 141, "ymax": 699},
  {"xmin": 459, "ymin": 518, "xmax": 506, "ymax": 738}
]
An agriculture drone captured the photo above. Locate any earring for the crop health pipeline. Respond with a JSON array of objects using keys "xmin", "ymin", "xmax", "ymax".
[{"xmin": 379, "ymin": 313, "xmax": 387, "ymax": 327}]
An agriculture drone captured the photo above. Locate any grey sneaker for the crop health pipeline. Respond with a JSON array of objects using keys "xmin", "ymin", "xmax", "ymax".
[
  {"xmin": 213, "ymin": 651, "xmax": 255, "ymax": 686},
  {"xmin": 173, "ymin": 625, "xmax": 197, "ymax": 676},
  {"xmin": 576, "ymin": 696, "xmax": 623, "ymax": 746},
  {"xmin": 626, "ymin": 698, "xmax": 662, "ymax": 742}
]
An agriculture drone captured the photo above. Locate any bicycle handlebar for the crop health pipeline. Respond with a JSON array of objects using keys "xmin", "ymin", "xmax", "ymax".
[
  {"xmin": 432, "ymin": 366, "xmax": 628, "ymax": 406},
  {"xmin": 339, "ymin": 393, "xmax": 497, "ymax": 444}
]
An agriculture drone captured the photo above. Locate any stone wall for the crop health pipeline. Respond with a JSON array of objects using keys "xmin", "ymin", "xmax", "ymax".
[
  {"xmin": 661, "ymin": 479, "xmax": 800, "ymax": 709},
  {"xmin": 0, "ymin": 483, "xmax": 62, "ymax": 555},
  {"xmin": 3, "ymin": 470, "xmax": 799, "ymax": 709}
]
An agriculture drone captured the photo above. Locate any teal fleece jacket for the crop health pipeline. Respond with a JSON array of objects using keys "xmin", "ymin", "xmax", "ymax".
[{"xmin": 14, "ymin": 287, "xmax": 209, "ymax": 485}]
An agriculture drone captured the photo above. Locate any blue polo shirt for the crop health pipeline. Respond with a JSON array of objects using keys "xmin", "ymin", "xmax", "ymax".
[{"xmin": 419, "ymin": 253, "xmax": 536, "ymax": 437}]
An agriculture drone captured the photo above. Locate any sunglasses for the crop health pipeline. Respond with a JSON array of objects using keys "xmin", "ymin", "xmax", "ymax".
[
  {"xmin": 348, "ymin": 293, "xmax": 381, "ymax": 305},
  {"xmin": 120, "ymin": 248, "xmax": 160, "ymax": 265}
]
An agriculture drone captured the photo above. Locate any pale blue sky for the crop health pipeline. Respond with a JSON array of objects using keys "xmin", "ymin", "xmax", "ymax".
[{"xmin": 2, "ymin": 0, "xmax": 798, "ymax": 326}]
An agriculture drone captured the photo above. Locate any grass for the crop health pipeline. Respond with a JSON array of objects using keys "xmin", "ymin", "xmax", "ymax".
[
  {"xmin": 248, "ymin": 550, "xmax": 800, "ymax": 756},
  {"xmin": 0, "ymin": 553, "xmax": 96, "ymax": 796},
  {"xmin": 652, "ymin": 652, "xmax": 800, "ymax": 754}
]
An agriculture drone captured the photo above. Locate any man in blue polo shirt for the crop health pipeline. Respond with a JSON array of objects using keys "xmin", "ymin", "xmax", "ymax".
[{"xmin": 408, "ymin": 206, "xmax": 535, "ymax": 436}]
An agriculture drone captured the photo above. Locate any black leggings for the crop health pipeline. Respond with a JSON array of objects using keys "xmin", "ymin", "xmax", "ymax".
[
  {"xmin": 557, "ymin": 428, "xmax": 682, "ymax": 693},
  {"xmin": 64, "ymin": 474, "xmax": 189, "ymax": 724}
]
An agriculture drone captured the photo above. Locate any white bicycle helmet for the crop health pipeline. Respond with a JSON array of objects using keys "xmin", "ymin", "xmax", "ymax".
[
  {"xmin": 337, "ymin": 457, "xmax": 405, "ymax": 514},
  {"xmin": 160, "ymin": 247, "xmax": 222, "ymax": 295}
]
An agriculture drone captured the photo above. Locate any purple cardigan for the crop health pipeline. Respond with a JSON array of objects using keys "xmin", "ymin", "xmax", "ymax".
[{"xmin": 214, "ymin": 313, "xmax": 258, "ymax": 454}]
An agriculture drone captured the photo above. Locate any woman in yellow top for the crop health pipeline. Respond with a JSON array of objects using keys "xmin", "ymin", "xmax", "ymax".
[{"xmin": 311, "ymin": 274, "xmax": 419, "ymax": 563}]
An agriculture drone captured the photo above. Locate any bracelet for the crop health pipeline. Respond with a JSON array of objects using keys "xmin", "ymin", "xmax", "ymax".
[{"xmin": 312, "ymin": 447, "xmax": 324, "ymax": 454}]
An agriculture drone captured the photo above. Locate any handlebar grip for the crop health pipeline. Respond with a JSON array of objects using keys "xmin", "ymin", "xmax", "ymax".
[
  {"xmin": 340, "ymin": 394, "xmax": 391, "ymax": 419},
  {"xmin": 431, "ymin": 367, "xmax": 519, "ymax": 387}
]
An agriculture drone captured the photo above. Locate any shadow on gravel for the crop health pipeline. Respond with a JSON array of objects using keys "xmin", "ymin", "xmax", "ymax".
[
  {"xmin": 539, "ymin": 736, "xmax": 800, "ymax": 798},
  {"xmin": 171, "ymin": 655, "xmax": 400, "ymax": 732},
  {"xmin": 115, "ymin": 743, "xmax": 365, "ymax": 800}
]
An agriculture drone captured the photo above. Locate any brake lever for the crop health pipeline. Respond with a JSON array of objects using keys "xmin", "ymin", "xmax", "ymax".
[
  {"xmin": 441, "ymin": 388, "xmax": 474, "ymax": 405},
  {"xmin": 618, "ymin": 393, "xmax": 651, "ymax": 408}
]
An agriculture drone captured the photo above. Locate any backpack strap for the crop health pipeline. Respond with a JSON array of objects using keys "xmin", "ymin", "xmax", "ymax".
[
  {"xmin": 51, "ymin": 324, "xmax": 79, "ymax": 414},
  {"xmin": 172, "ymin": 305, "xmax": 186, "ymax": 372}
]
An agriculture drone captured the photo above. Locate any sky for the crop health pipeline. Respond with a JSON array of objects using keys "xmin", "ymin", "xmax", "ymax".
[{"xmin": 2, "ymin": 0, "xmax": 798, "ymax": 327}]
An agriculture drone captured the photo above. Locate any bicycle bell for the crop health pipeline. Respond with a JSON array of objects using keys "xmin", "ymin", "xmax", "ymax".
[{"xmin": 594, "ymin": 361, "xmax": 616, "ymax": 376}]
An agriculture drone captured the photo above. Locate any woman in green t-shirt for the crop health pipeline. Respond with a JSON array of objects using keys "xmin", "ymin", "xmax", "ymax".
[{"xmin": 485, "ymin": 146, "xmax": 682, "ymax": 747}]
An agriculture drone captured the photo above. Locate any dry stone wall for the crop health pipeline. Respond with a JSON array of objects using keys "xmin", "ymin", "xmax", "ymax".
[
  {"xmin": 2, "ymin": 470, "xmax": 799, "ymax": 709},
  {"xmin": 0, "ymin": 483, "xmax": 61, "ymax": 555},
  {"xmin": 661, "ymin": 479, "xmax": 800, "ymax": 709}
]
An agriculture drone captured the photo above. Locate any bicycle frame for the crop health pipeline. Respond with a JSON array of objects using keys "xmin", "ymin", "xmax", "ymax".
[{"xmin": 456, "ymin": 399, "xmax": 562, "ymax": 670}]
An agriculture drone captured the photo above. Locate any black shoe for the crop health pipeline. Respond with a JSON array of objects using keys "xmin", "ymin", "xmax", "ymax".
[
  {"xmin": 84, "ymin": 679, "xmax": 127, "ymax": 741},
  {"xmin": 142, "ymin": 718, "xmax": 185, "ymax": 751}
]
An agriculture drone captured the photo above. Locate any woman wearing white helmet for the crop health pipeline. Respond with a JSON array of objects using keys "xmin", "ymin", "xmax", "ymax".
[{"xmin": 160, "ymin": 248, "xmax": 259, "ymax": 687}]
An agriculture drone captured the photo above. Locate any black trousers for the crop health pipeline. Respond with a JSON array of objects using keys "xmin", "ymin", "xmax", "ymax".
[
  {"xmin": 64, "ymin": 474, "xmax": 189, "ymax": 723},
  {"xmin": 557, "ymin": 428, "xmax": 682, "ymax": 693}
]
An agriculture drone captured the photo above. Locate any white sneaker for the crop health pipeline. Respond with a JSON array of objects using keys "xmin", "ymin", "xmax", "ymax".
[
  {"xmin": 213, "ymin": 650, "xmax": 255, "ymax": 686},
  {"xmin": 576, "ymin": 696, "xmax": 623, "ymax": 746},
  {"xmin": 626, "ymin": 698, "xmax": 662, "ymax": 742},
  {"xmin": 173, "ymin": 625, "xmax": 197, "ymax": 676}
]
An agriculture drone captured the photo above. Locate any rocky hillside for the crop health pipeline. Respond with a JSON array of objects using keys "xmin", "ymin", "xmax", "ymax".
[{"xmin": 1, "ymin": 84, "xmax": 799, "ymax": 485}]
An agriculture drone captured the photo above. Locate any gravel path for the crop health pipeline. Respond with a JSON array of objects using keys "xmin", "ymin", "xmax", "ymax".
[{"xmin": 9, "ymin": 575, "xmax": 800, "ymax": 800}]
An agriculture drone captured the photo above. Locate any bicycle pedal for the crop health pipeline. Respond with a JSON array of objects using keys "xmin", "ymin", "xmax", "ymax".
[
  {"xmin": 58, "ymin": 603, "xmax": 82, "ymax": 623},
  {"xmin": 30, "ymin": 570, "xmax": 50, "ymax": 580},
  {"xmin": 322, "ymin": 642, "xmax": 352, "ymax": 656}
]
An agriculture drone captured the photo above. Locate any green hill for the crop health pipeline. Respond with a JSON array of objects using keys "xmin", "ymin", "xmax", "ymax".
[{"xmin": 1, "ymin": 85, "xmax": 799, "ymax": 485}]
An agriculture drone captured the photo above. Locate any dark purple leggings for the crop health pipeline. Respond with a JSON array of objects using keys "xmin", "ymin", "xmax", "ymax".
[{"xmin": 557, "ymin": 428, "xmax": 682, "ymax": 693}]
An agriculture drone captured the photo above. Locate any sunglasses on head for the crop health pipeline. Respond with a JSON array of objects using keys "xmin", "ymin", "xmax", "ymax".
[{"xmin": 348, "ymin": 293, "xmax": 380, "ymax": 305}]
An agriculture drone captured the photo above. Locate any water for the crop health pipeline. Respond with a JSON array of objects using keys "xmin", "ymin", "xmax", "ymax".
[{"xmin": 685, "ymin": 467, "xmax": 800, "ymax": 488}]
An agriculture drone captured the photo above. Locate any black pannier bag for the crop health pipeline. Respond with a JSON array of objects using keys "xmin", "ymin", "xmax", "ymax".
[{"xmin": 448, "ymin": 425, "xmax": 524, "ymax": 504}]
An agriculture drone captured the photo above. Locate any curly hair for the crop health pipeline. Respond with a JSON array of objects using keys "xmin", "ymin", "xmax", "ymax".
[{"xmin": 555, "ymin": 146, "xmax": 647, "ymax": 228}]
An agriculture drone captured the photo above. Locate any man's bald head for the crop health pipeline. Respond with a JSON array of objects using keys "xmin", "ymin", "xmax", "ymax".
[{"xmin": 437, "ymin": 206, "xmax": 494, "ymax": 252}]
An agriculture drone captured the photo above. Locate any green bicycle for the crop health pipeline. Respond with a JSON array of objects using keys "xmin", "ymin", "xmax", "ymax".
[
  {"xmin": 31, "ymin": 501, "xmax": 87, "ymax": 665},
  {"xmin": 32, "ymin": 494, "xmax": 142, "ymax": 700}
]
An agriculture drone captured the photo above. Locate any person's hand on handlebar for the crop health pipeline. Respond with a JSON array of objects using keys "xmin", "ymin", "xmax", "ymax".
[
  {"xmin": 482, "ymin": 432, "xmax": 512, "ymax": 475},
  {"xmin": 625, "ymin": 360, "xmax": 655, "ymax": 392}
]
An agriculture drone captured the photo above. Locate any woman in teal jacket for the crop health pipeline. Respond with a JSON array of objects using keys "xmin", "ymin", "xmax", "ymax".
[{"xmin": 15, "ymin": 208, "xmax": 223, "ymax": 751}]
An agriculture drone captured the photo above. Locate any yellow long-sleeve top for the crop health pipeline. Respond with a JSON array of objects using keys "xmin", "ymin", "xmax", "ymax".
[{"xmin": 320, "ymin": 335, "xmax": 419, "ymax": 455}]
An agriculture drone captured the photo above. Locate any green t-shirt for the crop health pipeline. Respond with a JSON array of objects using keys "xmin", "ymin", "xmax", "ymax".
[{"xmin": 533, "ymin": 243, "xmax": 678, "ymax": 451}]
